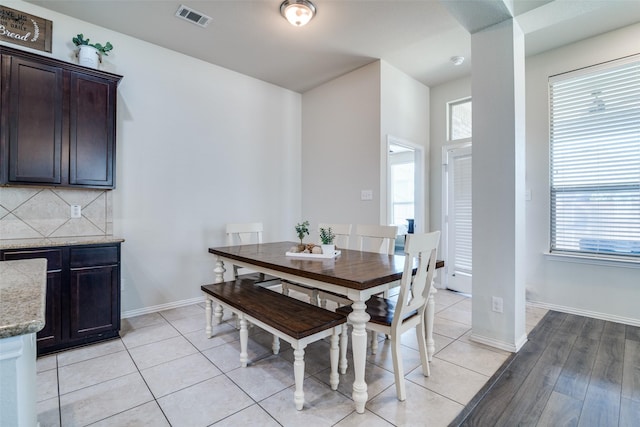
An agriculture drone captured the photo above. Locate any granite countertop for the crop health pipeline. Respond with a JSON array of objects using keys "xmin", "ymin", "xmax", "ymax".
[
  {"xmin": 0, "ymin": 259, "xmax": 47, "ymax": 338},
  {"xmin": 0, "ymin": 236, "xmax": 125, "ymax": 250}
]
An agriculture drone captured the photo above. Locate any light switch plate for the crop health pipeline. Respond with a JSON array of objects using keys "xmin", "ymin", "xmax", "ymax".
[{"xmin": 361, "ymin": 190, "xmax": 373, "ymax": 201}]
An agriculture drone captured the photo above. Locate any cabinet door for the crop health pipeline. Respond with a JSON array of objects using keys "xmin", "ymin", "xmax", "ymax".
[
  {"xmin": 6, "ymin": 57, "xmax": 64, "ymax": 184},
  {"xmin": 69, "ymin": 72, "xmax": 116, "ymax": 188},
  {"xmin": 38, "ymin": 271, "xmax": 63, "ymax": 348},
  {"xmin": 1, "ymin": 248, "xmax": 64, "ymax": 351},
  {"xmin": 69, "ymin": 265, "xmax": 120, "ymax": 339}
]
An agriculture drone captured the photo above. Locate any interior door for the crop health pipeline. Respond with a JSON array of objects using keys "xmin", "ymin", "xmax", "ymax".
[
  {"xmin": 386, "ymin": 136, "xmax": 424, "ymax": 253},
  {"xmin": 445, "ymin": 145, "xmax": 472, "ymax": 294}
]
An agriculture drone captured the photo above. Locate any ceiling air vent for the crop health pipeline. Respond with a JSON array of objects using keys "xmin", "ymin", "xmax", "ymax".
[{"xmin": 175, "ymin": 5, "xmax": 212, "ymax": 28}]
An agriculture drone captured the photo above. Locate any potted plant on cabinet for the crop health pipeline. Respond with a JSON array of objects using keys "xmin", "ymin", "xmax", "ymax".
[
  {"xmin": 319, "ymin": 227, "xmax": 336, "ymax": 255},
  {"xmin": 73, "ymin": 34, "xmax": 113, "ymax": 69}
]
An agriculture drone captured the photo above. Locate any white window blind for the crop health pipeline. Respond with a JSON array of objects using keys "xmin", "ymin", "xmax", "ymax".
[
  {"xmin": 449, "ymin": 99, "xmax": 472, "ymax": 141},
  {"xmin": 549, "ymin": 57, "xmax": 640, "ymax": 258},
  {"xmin": 453, "ymin": 153, "xmax": 472, "ymax": 273}
]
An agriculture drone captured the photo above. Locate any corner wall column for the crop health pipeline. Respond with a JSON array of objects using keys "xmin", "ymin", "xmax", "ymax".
[{"xmin": 470, "ymin": 18, "xmax": 527, "ymax": 351}]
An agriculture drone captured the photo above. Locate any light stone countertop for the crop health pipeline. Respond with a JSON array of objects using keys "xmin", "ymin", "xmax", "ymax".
[
  {"xmin": 0, "ymin": 236, "xmax": 124, "ymax": 250},
  {"xmin": 0, "ymin": 259, "xmax": 47, "ymax": 338}
]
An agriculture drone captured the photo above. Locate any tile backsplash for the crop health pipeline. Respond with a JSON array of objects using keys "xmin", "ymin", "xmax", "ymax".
[{"xmin": 0, "ymin": 187, "xmax": 112, "ymax": 240}]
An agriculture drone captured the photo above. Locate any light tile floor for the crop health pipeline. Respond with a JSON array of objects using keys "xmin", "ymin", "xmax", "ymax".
[{"xmin": 36, "ymin": 289, "xmax": 548, "ymax": 426}]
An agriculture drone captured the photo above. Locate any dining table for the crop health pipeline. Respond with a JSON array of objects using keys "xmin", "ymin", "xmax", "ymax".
[{"xmin": 207, "ymin": 241, "xmax": 443, "ymax": 413}]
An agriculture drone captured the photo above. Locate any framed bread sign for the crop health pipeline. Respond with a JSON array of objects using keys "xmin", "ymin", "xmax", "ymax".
[{"xmin": 0, "ymin": 5, "xmax": 52, "ymax": 52}]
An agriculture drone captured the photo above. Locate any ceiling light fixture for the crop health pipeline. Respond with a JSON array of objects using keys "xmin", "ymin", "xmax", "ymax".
[
  {"xmin": 450, "ymin": 56, "xmax": 465, "ymax": 66},
  {"xmin": 280, "ymin": 0, "xmax": 316, "ymax": 27}
]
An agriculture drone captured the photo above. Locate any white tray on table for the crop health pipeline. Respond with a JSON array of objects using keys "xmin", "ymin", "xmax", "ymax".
[{"xmin": 285, "ymin": 250, "xmax": 341, "ymax": 259}]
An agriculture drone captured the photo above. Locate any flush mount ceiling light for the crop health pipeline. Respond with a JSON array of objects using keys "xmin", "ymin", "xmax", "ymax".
[
  {"xmin": 450, "ymin": 56, "xmax": 465, "ymax": 66},
  {"xmin": 280, "ymin": 0, "xmax": 316, "ymax": 27}
]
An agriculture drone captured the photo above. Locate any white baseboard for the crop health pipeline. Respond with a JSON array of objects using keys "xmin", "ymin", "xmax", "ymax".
[
  {"xmin": 527, "ymin": 300, "xmax": 640, "ymax": 328},
  {"xmin": 121, "ymin": 296, "xmax": 206, "ymax": 319},
  {"xmin": 469, "ymin": 332, "xmax": 527, "ymax": 353}
]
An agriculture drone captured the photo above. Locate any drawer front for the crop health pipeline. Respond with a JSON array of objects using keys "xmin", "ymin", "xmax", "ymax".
[
  {"xmin": 2, "ymin": 248, "xmax": 63, "ymax": 271},
  {"xmin": 70, "ymin": 245, "xmax": 119, "ymax": 268}
]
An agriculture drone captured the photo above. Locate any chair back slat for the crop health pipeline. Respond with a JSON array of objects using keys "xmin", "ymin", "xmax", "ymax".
[
  {"xmin": 355, "ymin": 224, "xmax": 398, "ymax": 254},
  {"xmin": 226, "ymin": 222, "xmax": 264, "ymax": 246},
  {"xmin": 318, "ymin": 223, "xmax": 352, "ymax": 249},
  {"xmin": 225, "ymin": 222, "xmax": 264, "ymax": 278},
  {"xmin": 392, "ymin": 231, "xmax": 440, "ymax": 330}
]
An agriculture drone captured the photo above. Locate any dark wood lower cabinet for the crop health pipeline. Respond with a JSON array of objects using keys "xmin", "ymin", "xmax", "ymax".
[{"xmin": 1, "ymin": 242, "xmax": 121, "ymax": 355}]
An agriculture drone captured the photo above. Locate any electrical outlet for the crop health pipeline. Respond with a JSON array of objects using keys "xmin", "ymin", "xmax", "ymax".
[
  {"xmin": 361, "ymin": 190, "xmax": 373, "ymax": 201},
  {"xmin": 70, "ymin": 205, "xmax": 82, "ymax": 218},
  {"xmin": 492, "ymin": 296, "xmax": 503, "ymax": 313}
]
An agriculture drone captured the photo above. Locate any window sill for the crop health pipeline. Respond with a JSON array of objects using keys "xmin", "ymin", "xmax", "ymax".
[{"xmin": 544, "ymin": 252, "xmax": 640, "ymax": 269}]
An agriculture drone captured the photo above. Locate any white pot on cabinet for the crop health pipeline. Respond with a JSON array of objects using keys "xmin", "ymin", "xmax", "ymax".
[{"xmin": 77, "ymin": 45, "xmax": 100, "ymax": 68}]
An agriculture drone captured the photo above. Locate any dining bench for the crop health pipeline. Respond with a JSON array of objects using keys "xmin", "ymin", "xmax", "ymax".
[{"xmin": 201, "ymin": 278, "xmax": 347, "ymax": 410}]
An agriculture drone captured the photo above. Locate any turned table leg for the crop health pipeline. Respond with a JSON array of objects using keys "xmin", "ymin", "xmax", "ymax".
[{"xmin": 349, "ymin": 299, "xmax": 370, "ymax": 414}]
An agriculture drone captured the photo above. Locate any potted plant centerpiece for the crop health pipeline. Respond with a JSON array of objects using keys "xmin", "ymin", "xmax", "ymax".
[
  {"xmin": 73, "ymin": 34, "xmax": 113, "ymax": 69},
  {"xmin": 319, "ymin": 227, "xmax": 336, "ymax": 255},
  {"xmin": 294, "ymin": 220, "xmax": 310, "ymax": 252}
]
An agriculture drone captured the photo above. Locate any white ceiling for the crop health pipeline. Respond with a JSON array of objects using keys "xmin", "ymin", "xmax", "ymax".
[{"xmin": 27, "ymin": 0, "xmax": 640, "ymax": 93}]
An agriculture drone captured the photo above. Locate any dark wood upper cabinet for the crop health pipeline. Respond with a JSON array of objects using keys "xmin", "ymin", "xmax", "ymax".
[{"xmin": 0, "ymin": 45, "xmax": 122, "ymax": 189}]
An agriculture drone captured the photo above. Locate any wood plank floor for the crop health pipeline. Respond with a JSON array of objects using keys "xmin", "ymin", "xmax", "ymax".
[{"xmin": 450, "ymin": 311, "xmax": 640, "ymax": 426}]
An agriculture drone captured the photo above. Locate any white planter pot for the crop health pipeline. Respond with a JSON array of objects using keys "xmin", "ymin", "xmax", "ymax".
[
  {"xmin": 77, "ymin": 45, "xmax": 101, "ymax": 69},
  {"xmin": 321, "ymin": 244, "xmax": 335, "ymax": 255}
]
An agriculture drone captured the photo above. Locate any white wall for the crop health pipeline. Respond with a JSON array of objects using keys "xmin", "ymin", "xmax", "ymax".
[
  {"xmin": 380, "ymin": 61, "xmax": 430, "ymax": 232},
  {"xmin": 5, "ymin": 1, "xmax": 302, "ymax": 314},
  {"xmin": 301, "ymin": 62, "xmax": 381, "ymax": 240},
  {"xmin": 525, "ymin": 23, "xmax": 640, "ymax": 325},
  {"xmin": 429, "ymin": 23, "xmax": 640, "ymax": 325},
  {"xmin": 301, "ymin": 61, "xmax": 430, "ymax": 243}
]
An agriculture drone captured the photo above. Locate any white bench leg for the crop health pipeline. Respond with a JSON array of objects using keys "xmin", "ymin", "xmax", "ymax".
[
  {"xmin": 205, "ymin": 299, "xmax": 213, "ymax": 338},
  {"xmin": 293, "ymin": 345, "xmax": 306, "ymax": 410},
  {"xmin": 371, "ymin": 331, "xmax": 378, "ymax": 354},
  {"xmin": 239, "ymin": 315, "xmax": 249, "ymax": 368},
  {"xmin": 272, "ymin": 335, "xmax": 280, "ymax": 355},
  {"xmin": 329, "ymin": 327, "xmax": 340, "ymax": 390},
  {"xmin": 339, "ymin": 324, "xmax": 348, "ymax": 374}
]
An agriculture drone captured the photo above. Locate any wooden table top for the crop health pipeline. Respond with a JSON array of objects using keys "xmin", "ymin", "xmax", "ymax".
[{"xmin": 209, "ymin": 241, "xmax": 444, "ymax": 291}]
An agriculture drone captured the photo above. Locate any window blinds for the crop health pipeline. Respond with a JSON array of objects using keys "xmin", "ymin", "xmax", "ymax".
[
  {"xmin": 453, "ymin": 153, "xmax": 472, "ymax": 273},
  {"xmin": 549, "ymin": 57, "xmax": 640, "ymax": 257}
]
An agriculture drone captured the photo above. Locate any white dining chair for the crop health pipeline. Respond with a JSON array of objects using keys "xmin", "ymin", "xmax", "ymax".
[
  {"xmin": 226, "ymin": 222, "xmax": 279, "ymax": 286},
  {"xmin": 281, "ymin": 223, "xmax": 353, "ymax": 306},
  {"xmin": 353, "ymin": 224, "xmax": 399, "ymax": 349},
  {"xmin": 336, "ymin": 231, "xmax": 440, "ymax": 401},
  {"xmin": 314, "ymin": 224, "xmax": 399, "ymax": 313},
  {"xmin": 355, "ymin": 224, "xmax": 398, "ymax": 254}
]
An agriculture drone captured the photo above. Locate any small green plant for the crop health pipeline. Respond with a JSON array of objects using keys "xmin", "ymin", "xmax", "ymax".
[
  {"xmin": 295, "ymin": 220, "xmax": 310, "ymax": 245},
  {"xmin": 319, "ymin": 227, "xmax": 335, "ymax": 245},
  {"xmin": 73, "ymin": 34, "xmax": 113, "ymax": 56}
]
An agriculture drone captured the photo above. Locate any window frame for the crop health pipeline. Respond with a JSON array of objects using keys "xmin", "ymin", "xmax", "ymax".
[{"xmin": 548, "ymin": 55, "xmax": 640, "ymax": 262}]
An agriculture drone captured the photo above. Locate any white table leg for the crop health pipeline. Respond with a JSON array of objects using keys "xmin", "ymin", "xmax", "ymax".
[
  {"xmin": 214, "ymin": 257, "xmax": 226, "ymax": 283},
  {"xmin": 349, "ymin": 299, "xmax": 370, "ymax": 414},
  {"xmin": 426, "ymin": 285, "xmax": 437, "ymax": 361},
  {"xmin": 213, "ymin": 257, "xmax": 228, "ymax": 329},
  {"xmin": 214, "ymin": 303, "xmax": 223, "ymax": 326}
]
